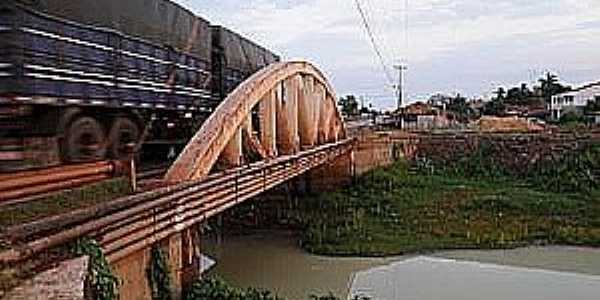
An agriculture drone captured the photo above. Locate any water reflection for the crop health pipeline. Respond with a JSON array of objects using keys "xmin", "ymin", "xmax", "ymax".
[
  {"xmin": 203, "ymin": 230, "xmax": 600, "ymax": 300},
  {"xmin": 351, "ymin": 256, "xmax": 600, "ymax": 300},
  {"xmin": 435, "ymin": 246, "xmax": 600, "ymax": 276}
]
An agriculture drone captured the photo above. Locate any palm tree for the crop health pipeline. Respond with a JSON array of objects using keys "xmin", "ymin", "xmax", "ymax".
[
  {"xmin": 538, "ymin": 72, "xmax": 559, "ymax": 100},
  {"xmin": 493, "ymin": 87, "xmax": 506, "ymax": 100},
  {"xmin": 520, "ymin": 83, "xmax": 532, "ymax": 98}
]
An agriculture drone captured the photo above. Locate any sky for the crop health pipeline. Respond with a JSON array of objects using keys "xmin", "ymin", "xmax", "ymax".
[{"xmin": 174, "ymin": 0, "xmax": 600, "ymax": 110}]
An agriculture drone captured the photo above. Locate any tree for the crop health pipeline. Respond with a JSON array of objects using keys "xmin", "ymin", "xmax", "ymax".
[
  {"xmin": 359, "ymin": 103, "xmax": 373, "ymax": 115},
  {"xmin": 506, "ymin": 87, "xmax": 522, "ymax": 104},
  {"xmin": 483, "ymin": 72, "xmax": 570, "ymax": 119},
  {"xmin": 538, "ymin": 72, "xmax": 571, "ymax": 102},
  {"xmin": 505, "ymin": 83, "xmax": 533, "ymax": 105},
  {"xmin": 493, "ymin": 87, "xmax": 506, "ymax": 100},
  {"xmin": 338, "ymin": 95, "xmax": 359, "ymax": 116},
  {"xmin": 520, "ymin": 83, "xmax": 532, "ymax": 98},
  {"xmin": 483, "ymin": 87, "xmax": 508, "ymax": 116},
  {"xmin": 539, "ymin": 72, "xmax": 558, "ymax": 97},
  {"xmin": 483, "ymin": 99, "xmax": 506, "ymax": 116},
  {"xmin": 559, "ymin": 110, "xmax": 586, "ymax": 125},
  {"xmin": 447, "ymin": 94, "xmax": 474, "ymax": 122},
  {"xmin": 585, "ymin": 97, "xmax": 600, "ymax": 114}
]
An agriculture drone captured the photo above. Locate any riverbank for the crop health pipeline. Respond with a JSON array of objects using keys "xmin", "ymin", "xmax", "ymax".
[{"xmin": 298, "ymin": 161, "xmax": 600, "ymax": 256}]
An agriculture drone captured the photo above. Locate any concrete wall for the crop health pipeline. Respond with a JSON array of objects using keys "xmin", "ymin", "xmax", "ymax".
[
  {"xmin": 351, "ymin": 130, "xmax": 420, "ymax": 175},
  {"xmin": 353, "ymin": 132, "xmax": 394, "ymax": 175},
  {"xmin": 304, "ymin": 130, "xmax": 416, "ymax": 193},
  {"xmin": 4, "ymin": 257, "xmax": 88, "ymax": 300},
  {"xmin": 408, "ymin": 131, "xmax": 600, "ymax": 176}
]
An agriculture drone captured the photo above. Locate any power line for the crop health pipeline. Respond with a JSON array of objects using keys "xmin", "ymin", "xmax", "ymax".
[
  {"xmin": 404, "ymin": 0, "xmax": 409, "ymax": 59},
  {"xmin": 363, "ymin": 0, "xmax": 393, "ymax": 62},
  {"xmin": 354, "ymin": 0, "xmax": 394, "ymax": 85}
]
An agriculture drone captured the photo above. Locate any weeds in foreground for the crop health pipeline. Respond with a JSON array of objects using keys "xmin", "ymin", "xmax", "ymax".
[
  {"xmin": 73, "ymin": 239, "xmax": 119, "ymax": 300},
  {"xmin": 184, "ymin": 278, "xmax": 368, "ymax": 300}
]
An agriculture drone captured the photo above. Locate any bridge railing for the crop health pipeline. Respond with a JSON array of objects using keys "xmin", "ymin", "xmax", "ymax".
[{"xmin": 0, "ymin": 138, "xmax": 354, "ymax": 264}]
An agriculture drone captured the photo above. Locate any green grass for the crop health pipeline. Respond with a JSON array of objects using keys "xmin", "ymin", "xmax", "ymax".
[
  {"xmin": 299, "ymin": 162, "xmax": 600, "ymax": 256},
  {"xmin": 0, "ymin": 178, "xmax": 132, "ymax": 231}
]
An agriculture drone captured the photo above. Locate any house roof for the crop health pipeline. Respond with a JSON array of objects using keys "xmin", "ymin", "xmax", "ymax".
[
  {"xmin": 575, "ymin": 81, "xmax": 600, "ymax": 91},
  {"xmin": 556, "ymin": 81, "xmax": 600, "ymax": 97},
  {"xmin": 403, "ymin": 102, "xmax": 436, "ymax": 115},
  {"xmin": 555, "ymin": 91, "xmax": 578, "ymax": 97}
]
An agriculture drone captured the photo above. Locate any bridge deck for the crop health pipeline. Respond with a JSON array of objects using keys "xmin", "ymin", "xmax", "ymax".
[{"xmin": 0, "ymin": 139, "xmax": 354, "ymax": 264}]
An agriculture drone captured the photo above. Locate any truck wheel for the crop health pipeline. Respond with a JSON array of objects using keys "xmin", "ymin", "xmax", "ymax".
[
  {"xmin": 63, "ymin": 116, "xmax": 107, "ymax": 163},
  {"xmin": 108, "ymin": 117, "xmax": 140, "ymax": 159}
]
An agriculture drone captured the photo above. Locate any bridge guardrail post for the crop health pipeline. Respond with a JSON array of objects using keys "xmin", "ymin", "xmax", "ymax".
[
  {"xmin": 235, "ymin": 167, "xmax": 240, "ymax": 204},
  {"xmin": 123, "ymin": 143, "xmax": 137, "ymax": 192},
  {"xmin": 262, "ymin": 166, "xmax": 267, "ymax": 193}
]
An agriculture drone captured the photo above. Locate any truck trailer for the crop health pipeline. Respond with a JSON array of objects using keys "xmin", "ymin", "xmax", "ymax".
[{"xmin": 0, "ymin": 0, "xmax": 279, "ymax": 171}]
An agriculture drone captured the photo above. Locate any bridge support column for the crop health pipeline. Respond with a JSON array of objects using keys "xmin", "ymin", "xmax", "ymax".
[
  {"xmin": 318, "ymin": 92, "xmax": 333, "ymax": 144},
  {"xmin": 277, "ymin": 76, "xmax": 300, "ymax": 155},
  {"xmin": 329, "ymin": 118, "xmax": 342, "ymax": 142},
  {"xmin": 310, "ymin": 81, "xmax": 324, "ymax": 145},
  {"xmin": 168, "ymin": 233, "xmax": 184, "ymax": 298},
  {"xmin": 180, "ymin": 227, "xmax": 202, "ymax": 291},
  {"xmin": 112, "ymin": 249, "xmax": 153, "ymax": 300},
  {"xmin": 259, "ymin": 89, "xmax": 277, "ymax": 157},
  {"xmin": 111, "ymin": 231, "xmax": 189, "ymax": 300},
  {"xmin": 220, "ymin": 128, "xmax": 243, "ymax": 167},
  {"xmin": 299, "ymin": 75, "xmax": 316, "ymax": 148}
]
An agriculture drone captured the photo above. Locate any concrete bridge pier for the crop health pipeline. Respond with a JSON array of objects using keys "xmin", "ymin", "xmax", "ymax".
[
  {"xmin": 305, "ymin": 150, "xmax": 355, "ymax": 192},
  {"xmin": 111, "ymin": 226, "xmax": 203, "ymax": 300}
]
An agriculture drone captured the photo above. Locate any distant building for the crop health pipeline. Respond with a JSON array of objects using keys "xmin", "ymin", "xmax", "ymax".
[
  {"xmin": 504, "ymin": 104, "xmax": 548, "ymax": 120},
  {"xmin": 550, "ymin": 82, "xmax": 600, "ymax": 120},
  {"xmin": 427, "ymin": 93, "xmax": 453, "ymax": 110},
  {"xmin": 400, "ymin": 102, "xmax": 451, "ymax": 130},
  {"xmin": 468, "ymin": 99, "xmax": 485, "ymax": 115}
]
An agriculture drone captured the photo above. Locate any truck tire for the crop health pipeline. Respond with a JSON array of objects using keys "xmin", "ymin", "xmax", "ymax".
[
  {"xmin": 62, "ymin": 116, "xmax": 107, "ymax": 163},
  {"xmin": 107, "ymin": 117, "xmax": 140, "ymax": 159}
]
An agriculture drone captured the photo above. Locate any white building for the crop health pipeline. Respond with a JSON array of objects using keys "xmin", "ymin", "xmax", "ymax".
[{"xmin": 550, "ymin": 82, "xmax": 600, "ymax": 120}]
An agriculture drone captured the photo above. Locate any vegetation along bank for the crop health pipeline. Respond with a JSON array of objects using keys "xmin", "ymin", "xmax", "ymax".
[{"xmin": 299, "ymin": 142, "xmax": 600, "ymax": 256}]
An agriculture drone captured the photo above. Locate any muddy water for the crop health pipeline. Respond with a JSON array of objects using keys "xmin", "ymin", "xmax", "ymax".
[
  {"xmin": 203, "ymin": 231, "xmax": 600, "ymax": 300},
  {"xmin": 203, "ymin": 231, "xmax": 391, "ymax": 299}
]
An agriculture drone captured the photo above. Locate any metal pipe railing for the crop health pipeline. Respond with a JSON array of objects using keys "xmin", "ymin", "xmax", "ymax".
[
  {"xmin": 0, "ymin": 161, "xmax": 123, "ymax": 206},
  {"xmin": 0, "ymin": 139, "xmax": 354, "ymax": 264}
]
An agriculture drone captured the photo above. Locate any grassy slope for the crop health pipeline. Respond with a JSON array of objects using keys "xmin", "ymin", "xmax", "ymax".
[
  {"xmin": 300, "ymin": 163, "xmax": 600, "ymax": 256},
  {"xmin": 0, "ymin": 178, "xmax": 132, "ymax": 230}
]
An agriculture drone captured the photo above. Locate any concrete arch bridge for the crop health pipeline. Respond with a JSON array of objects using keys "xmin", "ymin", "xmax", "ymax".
[{"xmin": 1, "ymin": 61, "xmax": 363, "ymax": 300}]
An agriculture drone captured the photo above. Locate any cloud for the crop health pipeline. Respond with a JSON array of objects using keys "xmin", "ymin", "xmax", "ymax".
[{"xmin": 175, "ymin": 0, "xmax": 600, "ymax": 110}]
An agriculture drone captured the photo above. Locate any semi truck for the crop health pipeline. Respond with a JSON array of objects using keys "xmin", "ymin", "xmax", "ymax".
[{"xmin": 0, "ymin": 0, "xmax": 279, "ymax": 171}]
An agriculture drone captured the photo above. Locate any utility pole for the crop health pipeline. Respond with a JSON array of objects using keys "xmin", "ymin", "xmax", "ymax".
[
  {"xmin": 359, "ymin": 95, "xmax": 365, "ymax": 113},
  {"xmin": 394, "ymin": 64, "xmax": 408, "ymax": 110}
]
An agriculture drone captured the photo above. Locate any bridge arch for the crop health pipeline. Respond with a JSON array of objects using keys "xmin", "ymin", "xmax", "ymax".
[{"xmin": 165, "ymin": 61, "xmax": 347, "ymax": 183}]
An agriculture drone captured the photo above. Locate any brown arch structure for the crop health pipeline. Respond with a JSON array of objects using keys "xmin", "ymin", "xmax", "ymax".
[{"xmin": 165, "ymin": 61, "xmax": 347, "ymax": 183}]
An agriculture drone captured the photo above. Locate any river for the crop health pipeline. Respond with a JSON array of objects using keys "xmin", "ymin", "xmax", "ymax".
[{"xmin": 203, "ymin": 230, "xmax": 600, "ymax": 300}]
